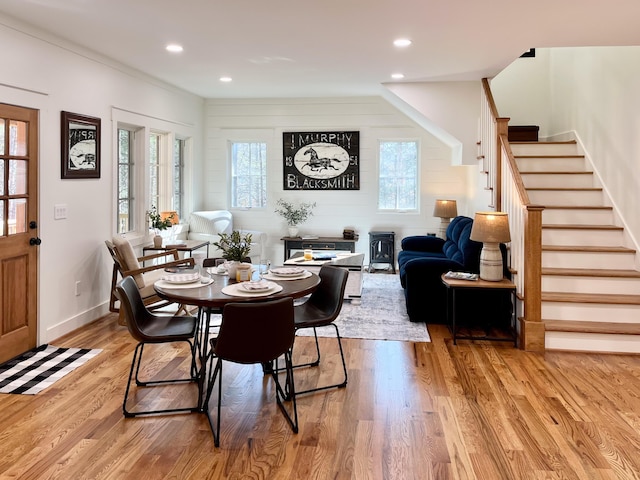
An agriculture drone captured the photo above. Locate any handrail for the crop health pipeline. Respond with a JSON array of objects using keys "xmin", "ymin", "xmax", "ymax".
[{"xmin": 480, "ymin": 78, "xmax": 545, "ymax": 352}]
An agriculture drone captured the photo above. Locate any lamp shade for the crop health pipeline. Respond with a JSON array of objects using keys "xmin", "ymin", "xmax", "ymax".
[
  {"xmin": 470, "ymin": 212, "xmax": 511, "ymax": 243},
  {"xmin": 433, "ymin": 199, "xmax": 457, "ymax": 218},
  {"xmin": 160, "ymin": 211, "xmax": 179, "ymax": 225}
]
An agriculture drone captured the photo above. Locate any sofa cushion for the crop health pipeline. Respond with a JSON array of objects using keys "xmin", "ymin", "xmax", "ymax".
[{"xmin": 188, "ymin": 210, "xmax": 233, "ymax": 235}]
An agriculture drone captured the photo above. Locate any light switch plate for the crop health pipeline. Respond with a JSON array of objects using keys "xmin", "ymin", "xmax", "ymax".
[{"xmin": 54, "ymin": 204, "xmax": 68, "ymax": 220}]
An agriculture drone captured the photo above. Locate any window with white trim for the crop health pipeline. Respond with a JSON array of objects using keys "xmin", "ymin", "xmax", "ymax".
[
  {"xmin": 230, "ymin": 141, "xmax": 267, "ymax": 208},
  {"xmin": 114, "ymin": 108, "xmax": 191, "ymax": 238},
  {"xmin": 378, "ymin": 140, "xmax": 419, "ymax": 211}
]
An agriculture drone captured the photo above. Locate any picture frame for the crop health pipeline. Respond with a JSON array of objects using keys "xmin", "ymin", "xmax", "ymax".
[
  {"xmin": 282, "ymin": 131, "xmax": 360, "ymax": 190},
  {"xmin": 61, "ymin": 111, "xmax": 101, "ymax": 179}
]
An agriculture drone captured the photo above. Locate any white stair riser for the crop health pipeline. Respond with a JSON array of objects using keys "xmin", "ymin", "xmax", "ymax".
[
  {"xmin": 542, "ymin": 209, "xmax": 613, "ymax": 225},
  {"xmin": 542, "ymin": 275, "xmax": 640, "ymax": 295},
  {"xmin": 542, "ymin": 251, "xmax": 635, "ymax": 270},
  {"xmin": 511, "ymin": 144, "xmax": 579, "ymax": 156},
  {"xmin": 542, "ymin": 228, "xmax": 623, "ymax": 246},
  {"xmin": 515, "ymin": 158, "xmax": 587, "ymax": 172},
  {"xmin": 542, "ymin": 302, "xmax": 640, "ymax": 322},
  {"xmin": 521, "ymin": 173, "xmax": 594, "ymax": 189},
  {"xmin": 528, "ymin": 189, "xmax": 604, "ymax": 206},
  {"xmin": 545, "ymin": 331, "xmax": 640, "ymax": 354}
]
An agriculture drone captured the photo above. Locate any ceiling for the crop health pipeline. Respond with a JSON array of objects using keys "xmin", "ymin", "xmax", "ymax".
[{"xmin": 2, "ymin": 0, "xmax": 640, "ymax": 99}]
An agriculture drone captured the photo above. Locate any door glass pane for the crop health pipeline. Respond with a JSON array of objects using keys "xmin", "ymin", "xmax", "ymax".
[
  {"xmin": 9, "ymin": 120, "xmax": 27, "ymax": 156},
  {"xmin": 0, "ymin": 200, "xmax": 4, "ymax": 236},
  {"xmin": 0, "ymin": 159, "xmax": 4, "ymax": 195},
  {"xmin": 9, "ymin": 160, "xmax": 27, "ymax": 195},
  {"xmin": 9, "ymin": 198, "xmax": 27, "ymax": 234},
  {"xmin": 0, "ymin": 119, "xmax": 5, "ymax": 155}
]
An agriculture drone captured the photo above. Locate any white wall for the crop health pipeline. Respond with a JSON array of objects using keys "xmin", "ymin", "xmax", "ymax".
[
  {"xmin": 0, "ymin": 15, "xmax": 204, "ymax": 342},
  {"xmin": 492, "ymin": 46, "xmax": 640, "ymax": 249},
  {"xmin": 203, "ymin": 97, "xmax": 472, "ymax": 265}
]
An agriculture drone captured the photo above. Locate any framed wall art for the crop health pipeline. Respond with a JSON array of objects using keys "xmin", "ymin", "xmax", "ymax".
[
  {"xmin": 282, "ymin": 131, "xmax": 359, "ymax": 190},
  {"xmin": 61, "ymin": 111, "xmax": 101, "ymax": 179}
]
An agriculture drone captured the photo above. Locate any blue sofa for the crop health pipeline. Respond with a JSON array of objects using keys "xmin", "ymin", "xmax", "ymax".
[{"xmin": 398, "ymin": 216, "xmax": 510, "ymax": 324}]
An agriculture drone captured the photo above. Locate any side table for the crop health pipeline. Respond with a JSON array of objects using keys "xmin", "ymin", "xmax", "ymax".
[
  {"xmin": 441, "ymin": 274, "xmax": 517, "ymax": 347},
  {"xmin": 142, "ymin": 239, "xmax": 210, "ymax": 265}
]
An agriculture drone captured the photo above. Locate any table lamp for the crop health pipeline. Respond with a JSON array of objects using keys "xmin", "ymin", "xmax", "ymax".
[
  {"xmin": 469, "ymin": 212, "xmax": 511, "ymax": 281},
  {"xmin": 433, "ymin": 200, "xmax": 457, "ymax": 239},
  {"xmin": 160, "ymin": 211, "xmax": 179, "ymax": 242}
]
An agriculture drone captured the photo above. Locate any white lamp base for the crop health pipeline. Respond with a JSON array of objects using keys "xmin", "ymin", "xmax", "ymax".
[
  {"xmin": 438, "ymin": 218, "xmax": 451, "ymax": 239},
  {"xmin": 479, "ymin": 242, "xmax": 503, "ymax": 281}
]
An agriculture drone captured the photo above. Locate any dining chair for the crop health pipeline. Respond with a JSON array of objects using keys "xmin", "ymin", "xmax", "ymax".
[
  {"xmin": 204, "ymin": 297, "xmax": 298, "ymax": 447},
  {"xmin": 116, "ymin": 276, "xmax": 200, "ymax": 417},
  {"xmin": 292, "ymin": 264, "xmax": 349, "ymax": 395},
  {"xmin": 107, "ymin": 237, "xmax": 195, "ymax": 325}
]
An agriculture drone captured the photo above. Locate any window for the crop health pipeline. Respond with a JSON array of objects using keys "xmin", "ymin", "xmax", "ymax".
[
  {"xmin": 173, "ymin": 138, "xmax": 185, "ymax": 219},
  {"xmin": 230, "ymin": 142, "xmax": 267, "ymax": 208},
  {"xmin": 117, "ymin": 128, "xmax": 134, "ymax": 234},
  {"xmin": 378, "ymin": 140, "xmax": 418, "ymax": 211},
  {"xmin": 113, "ymin": 107, "xmax": 192, "ymax": 239}
]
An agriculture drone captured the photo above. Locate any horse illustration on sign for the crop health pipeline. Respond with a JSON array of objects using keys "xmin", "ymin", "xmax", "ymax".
[{"xmin": 294, "ymin": 143, "xmax": 349, "ymax": 178}]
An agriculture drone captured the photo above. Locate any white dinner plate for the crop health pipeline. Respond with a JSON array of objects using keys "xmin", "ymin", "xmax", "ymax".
[
  {"xmin": 270, "ymin": 267, "xmax": 305, "ymax": 277},
  {"xmin": 162, "ymin": 273, "xmax": 201, "ymax": 284},
  {"xmin": 240, "ymin": 280, "xmax": 273, "ymax": 292}
]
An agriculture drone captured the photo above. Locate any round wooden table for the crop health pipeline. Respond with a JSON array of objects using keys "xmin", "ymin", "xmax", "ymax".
[{"xmin": 154, "ymin": 271, "xmax": 320, "ymax": 309}]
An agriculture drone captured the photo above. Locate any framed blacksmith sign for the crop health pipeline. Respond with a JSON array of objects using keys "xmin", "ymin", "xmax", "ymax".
[
  {"xmin": 283, "ymin": 131, "xmax": 359, "ymax": 190},
  {"xmin": 61, "ymin": 111, "xmax": 101, "ymax": 179}
]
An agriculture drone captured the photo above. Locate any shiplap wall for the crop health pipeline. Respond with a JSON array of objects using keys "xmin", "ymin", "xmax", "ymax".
[{"xmin": 203, "ymin": 96, "xmax": 472, "ymax": 265}]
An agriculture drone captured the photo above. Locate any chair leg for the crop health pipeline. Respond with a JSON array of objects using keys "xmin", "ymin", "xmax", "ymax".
[
  {"xmin": 294, "ymin": 324, "xmax": 348, "ymax": 396},
  {"xmin": 292, "ymin": 327, "xmax": 321, "ymax": 369},
  {"xmin": 272, "ymin": 351, "xmax": 298, "ymax": 433},
  {"xmin": 123, "ymin": 341, "xmax": 200, "ymax": 418},
  {"xmin": 204, "ymin": 357, "xmax": 223, "ymax": 447}
]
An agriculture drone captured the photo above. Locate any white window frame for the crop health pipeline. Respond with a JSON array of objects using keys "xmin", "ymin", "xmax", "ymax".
[
  {"xmin": 377, "ymin": 139, "xmax": 420, "ymax": 213},
  {"xmin": 112, "ymin": 108, "xmax": 193, "ymax": 245},
  {"xmin": 228, "ymin": 140, "xmax": 268, "ymax": 210}
]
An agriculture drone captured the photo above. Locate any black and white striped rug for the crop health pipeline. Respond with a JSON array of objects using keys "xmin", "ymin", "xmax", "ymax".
[{"xmin": 0, "ymin": 345, "xmax": 101, "ymax": 395}]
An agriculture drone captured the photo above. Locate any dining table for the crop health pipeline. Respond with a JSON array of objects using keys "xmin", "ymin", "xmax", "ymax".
[{"xmin": 153, "ymin": 266, "xmax": 321, "ymax": 411}]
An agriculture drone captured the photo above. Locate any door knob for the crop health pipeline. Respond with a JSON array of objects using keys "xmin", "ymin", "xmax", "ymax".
[
  {"xmin": 29, "ymin": 221, "xmax": 38, "ymax": 229},
  {"xmin": 29, "ymin": 237, "xmax": 42, "ymax": 246}
]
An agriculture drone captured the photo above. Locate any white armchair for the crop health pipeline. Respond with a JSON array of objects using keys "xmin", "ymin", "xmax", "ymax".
[{"xmin": 176, "ymin": 210, "xmax": 266, "ymax": 261}]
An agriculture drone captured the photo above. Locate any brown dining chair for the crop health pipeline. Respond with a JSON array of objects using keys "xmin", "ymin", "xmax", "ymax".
[
  {"xmin": 116, "ymin": 276, "xmax": 200, "ymax": 417},
  {"xmin": 204, "ymin": 297, "xmax": 298, "ymax": 447},
  {"xmin": 292, "ymin": 264, "xmax": 349, "ymax": 395}
]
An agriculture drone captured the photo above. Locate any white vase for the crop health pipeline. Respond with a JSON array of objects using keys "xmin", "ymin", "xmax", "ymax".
[
  {"xmin": 153, "ymin": 234, "xmax": 163, "ymax": 248},
  {"xmin": 288, "ymin": 226, "xmax": 299, "ymax": 237}
]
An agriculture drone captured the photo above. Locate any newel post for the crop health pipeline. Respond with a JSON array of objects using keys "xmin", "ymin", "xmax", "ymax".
[{"xmin": 521, "ymin": 205, "xmax": 545, "ymax": 351}]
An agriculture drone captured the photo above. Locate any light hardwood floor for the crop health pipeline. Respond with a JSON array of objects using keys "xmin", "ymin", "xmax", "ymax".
[{"xmin": 1, "ymin": 313, "xmax": 640, "ymax": 479}]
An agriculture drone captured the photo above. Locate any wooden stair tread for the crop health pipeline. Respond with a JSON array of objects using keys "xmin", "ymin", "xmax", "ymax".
[
  {"xmin": 542, "ymin": 267, "xmax": 640, "ymax": 278},
  {"xmin": 510, "ymin": 140, "xmax": 577, "ymax": 145},
  {"xmin": 543, "ymin": 205, "xmax": 612, "ymax": 210},
  {"xmin": 544, "ymin": 320, "xmax": 640, "ymax": 335},
  {"xmin": 527, "ymin": 187, "xmax": 601, "ymax": 191},
  {"xmin": 514, "ymin": 154, "xmax": 584, "ymax": 159},
  {"xmin": 542, "ymin": 292, "xmax": 640, "ymax": 304},
  {"xmin": 542, "ymin": 245, "xmax": 635, "ymax": 253},
  {"xmin": 542, "ymin": 224, "xmax": 623, "ymax": 230},
  {"xmin": 520, "ymin": 171, "xmax": 593, "ymax": 175}
]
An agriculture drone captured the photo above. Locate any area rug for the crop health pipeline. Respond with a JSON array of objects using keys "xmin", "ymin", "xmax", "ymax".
[
  {"xmin": 297, "ymin": 273, "xmax": 430, "ymax": 342},
  {"xmin": 0, "ymin": 345, "xmax": 101, "ymax": 395}
]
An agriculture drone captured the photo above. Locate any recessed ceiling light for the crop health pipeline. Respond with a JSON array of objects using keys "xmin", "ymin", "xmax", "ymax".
[
  {"xmin": 393, "ymin": 38, "xmax": 412, "ymax": 47},
  {"xmin": 391, "ymin": 73, "xmax": 405, "ymax": 79},
  {"xmin": 219, "ymin": 76, "xmax": 232, "ymax": 83},
  {"xmin": 166, "ymin": 44, "xmax": 183, "ymax": 53}
]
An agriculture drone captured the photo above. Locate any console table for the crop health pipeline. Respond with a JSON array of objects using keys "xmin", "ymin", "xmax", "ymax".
[{"xmin": 281, "ymin": 236, "xmax": 358, "ymax": 260}]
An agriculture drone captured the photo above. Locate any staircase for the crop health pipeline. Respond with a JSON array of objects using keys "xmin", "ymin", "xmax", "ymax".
[{"xmin": 512, "ymin": 140, "xmax": 640, "ymax": 353}]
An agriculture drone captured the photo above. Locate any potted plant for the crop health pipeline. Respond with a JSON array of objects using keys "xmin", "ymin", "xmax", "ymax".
[
  {"xmin": 147, "ymin": 206, "xmax": 175, "ymax": 247},
  {"xmin": 212, "ymin": 231, "xmax": 253, "ymax": 278},
  {"xmin": 275, "ymin": 199, "xmax": 316, "ymax": 237}
]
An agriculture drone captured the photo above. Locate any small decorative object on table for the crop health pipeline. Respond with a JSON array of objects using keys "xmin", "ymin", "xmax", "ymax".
[
  {"xmin": 275, "ymin": 198, "xmax": 316, "ymax": 237},
  {"xmin": 444, "ymin": 271, "xmax": 479, "ymax": 281},
  {"xmin": 146, "ymin": 206, "xmax": 175, "ymax": 248}
]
